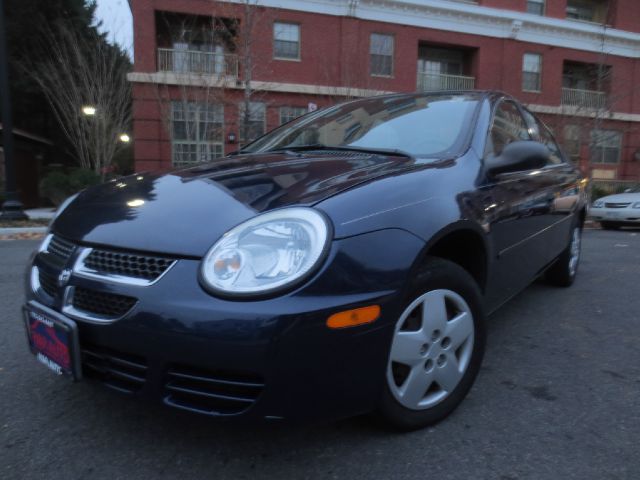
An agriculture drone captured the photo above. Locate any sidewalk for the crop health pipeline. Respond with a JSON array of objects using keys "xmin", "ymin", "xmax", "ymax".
[
  {"xmin": 26, "ymin": 208, "xmax": 56, "ymax": 220},
  {"xmin": 0, "ymin": 208, "xmax": 53, "ymax": 239}
]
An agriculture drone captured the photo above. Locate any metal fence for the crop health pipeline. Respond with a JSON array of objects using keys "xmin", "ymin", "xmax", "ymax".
[
  {"xmin": 561, "ymin": 87, "xmax": 607, "ymax": 110},
  {"xmin": 157, "ymin": 49, "xmax": 239, "ymax": 77},
  {"xmin": 590, "ymin": 179, "xmax": 640, "ymax": 198},
  {"xmin": 417, "ymin": 72, "xmax": 475, "ymax": 92}
]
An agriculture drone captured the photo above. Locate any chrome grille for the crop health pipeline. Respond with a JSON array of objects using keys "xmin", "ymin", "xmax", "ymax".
[
  {"xmin": 38, "ymin": 269, "xmax": 58, "ymax": 298},
  {"xmin": 605, "ymin": 202, "xmax": 631, "ymax": 208},
  {"xmin": 72, "ymin": 287, "xmax": 137, "ymax": 318},
  {"xmin": 83, "ymin": 249, "xmax": 175, "ymax": 282},
  {"xmin": 47, "ymin": 235, "xmax": 75, "ymax": 263},
  {"xmin": 81, "ymin": 344, "xmax": 148, "ymax": 394},
  {"xmin": 164, "ymin": 364, "xmax": 264, "ymax": 415}
]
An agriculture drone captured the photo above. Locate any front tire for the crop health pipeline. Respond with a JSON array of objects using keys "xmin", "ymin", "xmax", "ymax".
[{"xmin": 377, "ymin": 257, "xmax": 485, "ymax": 431}]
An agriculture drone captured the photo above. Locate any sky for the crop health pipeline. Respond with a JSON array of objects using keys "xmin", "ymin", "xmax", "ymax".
[{"xmin": 94, "ymin": 0, "xmax": 134, "ymax": 58}]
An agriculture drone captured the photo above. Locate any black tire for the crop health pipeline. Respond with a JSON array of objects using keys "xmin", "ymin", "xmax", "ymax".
[
  {"xmin": 377, "ymin": 256, "xmax": 485, "ymax": 431},
  {"xmin": 546, "ymin": 222, "xmax": 581, "ymax": 287},
  {"xmin": 601, "ymin": 221, "xmax": 620, "ymax": 230}
]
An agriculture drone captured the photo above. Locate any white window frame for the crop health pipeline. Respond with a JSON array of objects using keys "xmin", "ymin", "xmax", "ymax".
[
  {"xmin": 563, "ymin": 124, "xmax": 582, "ymax": 158},
  {"xmin": 526, "ymin": 0, "xmax": 545, "ymax": 15},
  {"xmin": 370, "ymin": 33, "xmax": 394, "ymax": 77},
  {"xmin": 279, "ymin": 106, "xmax": 307, "ymax": 125},
  {"xmin": 566, "ymin": 0, "xmax": 597, "ymax": 22},
  {"xmin": 273, "ymin": 22, "xmax": 300, "ymax": 61},
  {"xmin": 590, "ymin": 129, "xmax": 622, "ymax": 164},
  {"xmin": 239, "ymin": 102, "xmax": 267, "ymax": 142},
  {"xmin": 171, "ymin": 102, "xmax": 224, "ymax": 167},
  {"xmin": 522, "ymin": 53, "xmax": 542, "ymax": 92}
]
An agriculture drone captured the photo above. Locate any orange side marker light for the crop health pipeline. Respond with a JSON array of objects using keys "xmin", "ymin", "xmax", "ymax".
[{"xmin": 326, "ymin": 305, "xmax": 381, "ymax": 329}]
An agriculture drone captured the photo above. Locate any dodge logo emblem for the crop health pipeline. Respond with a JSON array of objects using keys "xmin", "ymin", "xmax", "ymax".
[{"xmin": 57, "ymin": 269, "xmax": 72, "ymax": 287}]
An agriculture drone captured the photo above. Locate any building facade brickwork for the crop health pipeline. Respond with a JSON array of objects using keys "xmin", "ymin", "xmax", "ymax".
[{"xmin": 129, "ymin": 0, "xmax": 640, "ymax": 180}]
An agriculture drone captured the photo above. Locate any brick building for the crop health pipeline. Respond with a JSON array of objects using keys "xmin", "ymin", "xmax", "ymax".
[{"xmin": 129, "ymin": 0, "xmax": 640, "ymax": 180}]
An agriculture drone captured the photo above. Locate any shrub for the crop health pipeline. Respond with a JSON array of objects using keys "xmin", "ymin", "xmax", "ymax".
[
  {"xmin": 68, "ymin": 168, "xmax": 101, "ymax": 192},
  {"xmin": 590, "ymin": 181, "xmax": 640, "ymax": 202},
  {"xmin": 40, "ymin": 168, "xmax": 101, "ymax": 206},
  {"xmin": 590, "ymin": 185, "xmax": 609, "ymax": 201}
]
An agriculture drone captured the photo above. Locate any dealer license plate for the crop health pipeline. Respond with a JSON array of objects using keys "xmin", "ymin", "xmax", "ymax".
[{"xmin": 23, "ymin": 301, "xmax": 81, "ymax": 380}]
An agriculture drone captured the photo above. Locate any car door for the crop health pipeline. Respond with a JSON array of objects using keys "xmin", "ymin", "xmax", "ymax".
[
  {"xmin": 479, "ymin": 100, "xmax": 557, "ymax": 308},
  {"xmin": 520, "ymin": 108, "xmax": 582, "ymax": 264}
]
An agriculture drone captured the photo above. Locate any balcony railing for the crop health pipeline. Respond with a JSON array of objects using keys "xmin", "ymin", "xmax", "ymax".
[
  {"xmin": 417, "ymin": 72, "xmax": 475, "ymax": 92},
  {"xmin": 157, "ymin": 48, "xmax": 238, "ymax": 77},
  {"xmin": 561, "ymin": 87, "xmax": 607, "ymax": 110}
]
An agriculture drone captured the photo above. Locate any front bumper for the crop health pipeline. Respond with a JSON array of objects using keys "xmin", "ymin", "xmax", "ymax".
[
  {"xmin": 24, "ymin": 228, "xmax": 424, "ymax": 423},
  {"xmin": 589, "ymin": 208, "xmax": 640, "ymax": 224}
]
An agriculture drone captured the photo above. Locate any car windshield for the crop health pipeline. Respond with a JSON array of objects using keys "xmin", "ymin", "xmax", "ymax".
[{"xmin": 241, "ymin": 94, "xmax": 480, "ymax": 158}]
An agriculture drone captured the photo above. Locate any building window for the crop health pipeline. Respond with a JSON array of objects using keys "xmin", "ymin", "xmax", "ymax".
[
  {"xmin": 527, "ymin": 0, "xmax": 545, "ymax": 15},
  {"xmin": 239, "ymin": 102, "xmax": 266, "ymax": 142},
  {"xmin": 566, "ymin": 0, "xmax": 608, "ymax": 23},
  {"xmin": 370, "ymin": 33, "xmax": 394, "ymax": 77},
  {"xmin": 279, "ymin": 106, "xmax": 307, "ymax": 125},
  {"xmin": 273, "ymin": 22, "xmax": 300, "ymax": 60},
  {"xmin": 171, "ymin": 102, "xmax": 224, "ymax": 166},
  {"xmin": 522, "ymin": 53, "xmax": 542, "ymax": 92},
  {"xmin": 591, "ymin": 129, "xmax": 622, "ymax": 164},
  {"xmin": 563, "ymin": 124, "xmax": 581, "ymax": 159}
]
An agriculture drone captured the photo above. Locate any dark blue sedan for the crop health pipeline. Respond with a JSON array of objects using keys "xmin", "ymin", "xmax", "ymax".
[{"xmin": 23, "ymin": 91, "xmax": 587, "ymax": 430}]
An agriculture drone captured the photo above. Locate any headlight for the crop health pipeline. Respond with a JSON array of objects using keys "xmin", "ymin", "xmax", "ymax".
[
  {"xmin": 633, "ymin": 202, "xmax": 640, "ymax": 209},
  {"xmin": 592, "ymin": 200, "xmax": 604, "ymax": 208},
  {"xmin": 200, "ymin": 207, "xmax": 331, "ymax": 297}
]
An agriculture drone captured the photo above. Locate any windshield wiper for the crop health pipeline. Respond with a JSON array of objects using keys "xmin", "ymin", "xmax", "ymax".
[{"xmin": 263, "ymin": 144, "xmax": 414, "ymax": 159}]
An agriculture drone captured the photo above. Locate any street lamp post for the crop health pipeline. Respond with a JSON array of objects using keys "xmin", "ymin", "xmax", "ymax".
[{"xmin": 0, "ymin": 0, "xmax": 27, "ymax": 220}]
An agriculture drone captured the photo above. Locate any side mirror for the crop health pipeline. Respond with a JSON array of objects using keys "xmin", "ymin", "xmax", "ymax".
[{"xmin": 485, "ymin": 141, "xmax": 550, "ymax": 177}]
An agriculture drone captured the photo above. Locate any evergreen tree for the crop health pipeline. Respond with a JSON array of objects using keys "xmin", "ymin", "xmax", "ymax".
[{"xmin": 5, "ymin": 0, "xmax": 130, "ymax": 168}]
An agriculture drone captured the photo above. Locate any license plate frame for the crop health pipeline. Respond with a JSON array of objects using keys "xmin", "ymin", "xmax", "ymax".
[{"xmin": 23, "ymin": 301, "xmax": 82, "ymax": 380}]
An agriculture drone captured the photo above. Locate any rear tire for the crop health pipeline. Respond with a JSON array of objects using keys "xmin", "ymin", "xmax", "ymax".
[
  {"xmin": 601, "ymin": 221, "xmax": 620, "ymax": 230},
  {"xmin": 377, "ymin": 257, "xmax": 485, "ymax": 431},
  {"xmin": 546, "ymin": 223, "xmax": 581, "ymax": 287}
]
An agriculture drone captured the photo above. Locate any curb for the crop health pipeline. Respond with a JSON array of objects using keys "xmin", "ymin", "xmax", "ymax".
[{"xmin": 0, "ymin": 227, "xmax": 48, "ymax": 235}]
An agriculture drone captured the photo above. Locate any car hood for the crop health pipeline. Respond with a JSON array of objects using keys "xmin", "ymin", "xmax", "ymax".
[
  {"xmin": 600, "ymin": 193, "xmax": 640, "ymax": 204},
  {"xmin": 52, "ymin": 151, "xmax": 422, "ymax": 257}
]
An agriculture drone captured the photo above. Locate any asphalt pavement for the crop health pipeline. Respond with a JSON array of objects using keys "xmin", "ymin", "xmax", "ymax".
[{"xmin": 1, "ymin": 229, "xmax": 639, "ymax": 480}]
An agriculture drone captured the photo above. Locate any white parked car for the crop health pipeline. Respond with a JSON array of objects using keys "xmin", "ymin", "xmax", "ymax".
[{"xmin": 590, "ymin": 188, "xmax": 640, "ymax": 229}]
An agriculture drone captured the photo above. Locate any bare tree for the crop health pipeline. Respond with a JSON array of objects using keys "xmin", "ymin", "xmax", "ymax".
[
  {"xmin": 539, "ymin": 5, "xmax": 639, "ymax": 183},
  {"xmin": 235, "ymin": 0, "xmax": 272, "ymax": 143},
  {"xmin": 152, "ymin": 0, "xmax": 278, "ymax": 166},
  {"xmin": 317, "ymin": 30, "xmax": 394, "ymax": 104},
  {"xmin": 153, "ymin": 13, "xmax": 235, "ymax": 164},
  {"xmin": 24, "ymin": 22, "xmax": 131, "ymax": 178}
]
